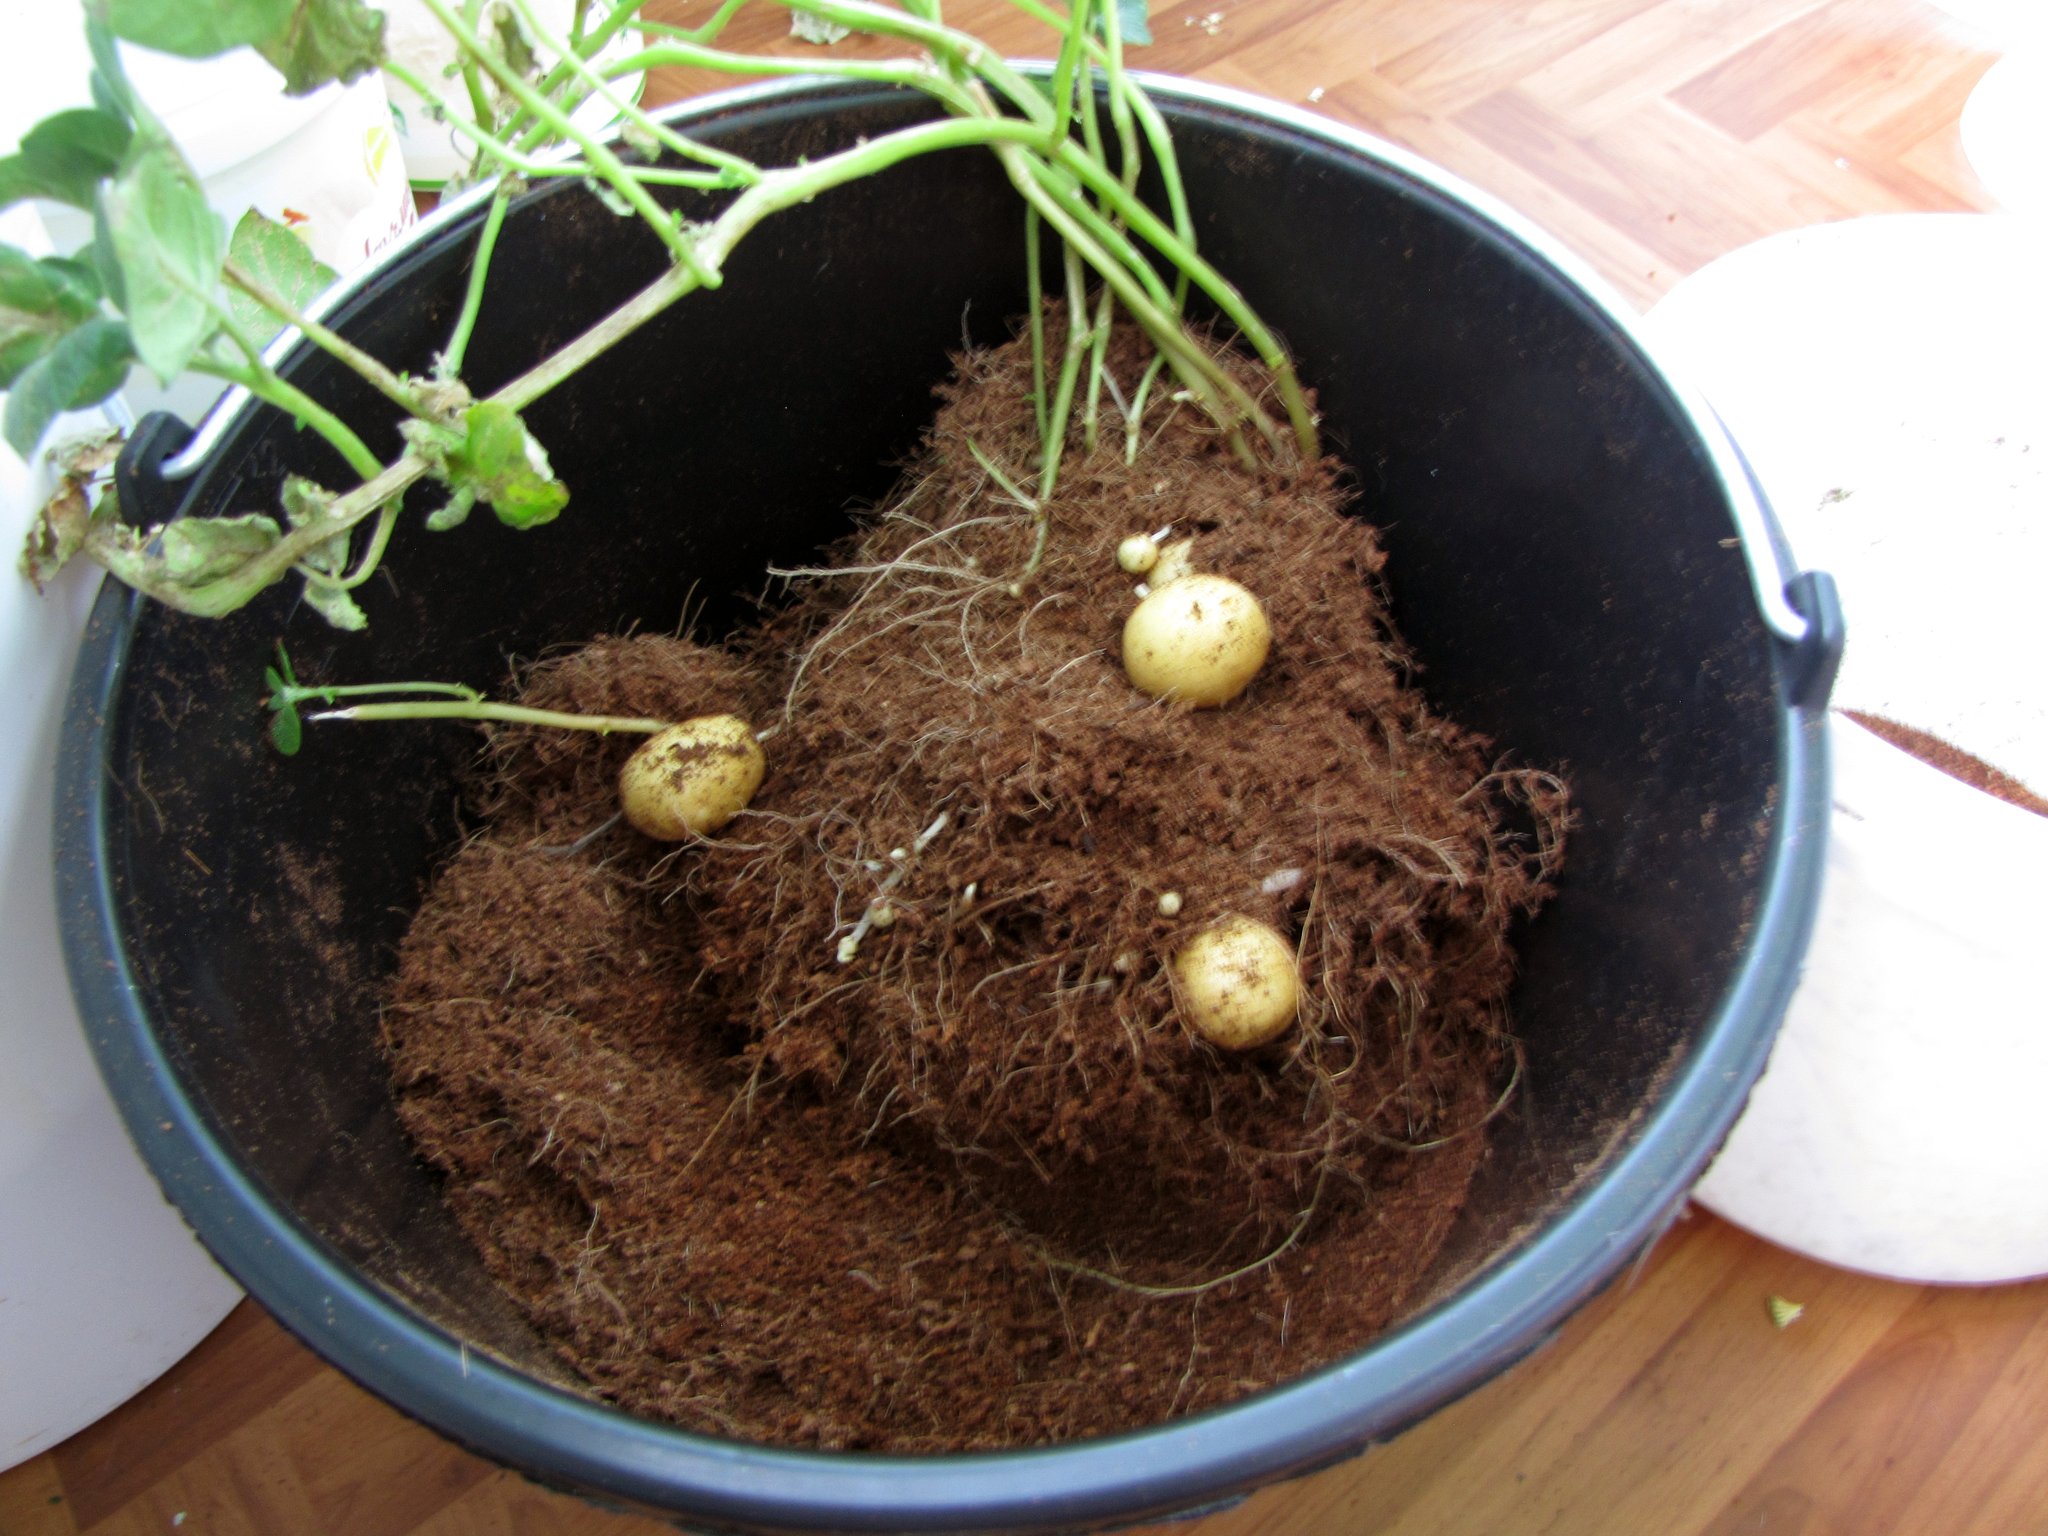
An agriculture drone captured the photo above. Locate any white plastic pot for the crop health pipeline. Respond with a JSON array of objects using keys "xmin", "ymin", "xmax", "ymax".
[
  {"xmin": 1961, "ymin": 50, "xmax": 2048, "ymax": 222},
  {"xmin": 1648, "ymin": 212, "xmax": 2048, "ymax": 1283},
  {"xmin": 0, "ymin": 204, "xmax": 241, "ymax": 1477},
  {"xmin": 8, "ymin": 7, "xmax": 415, "ymax": 429}
]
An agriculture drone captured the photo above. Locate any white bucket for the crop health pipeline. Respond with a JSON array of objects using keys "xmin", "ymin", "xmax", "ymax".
[
  {"xmin": 6, "ymin": 7, "xmax": 416, "ymax": 428},
  {"xmin": 1647, "ymin": 212, "xmax": 2048, "ymax": 1283},
  {"xmin": 0, "ymin": 203, "xmax": 242, "ymax": 1476}
]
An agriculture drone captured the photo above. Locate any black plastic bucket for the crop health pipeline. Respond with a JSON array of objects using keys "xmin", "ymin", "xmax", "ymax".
[{"xmin": 57, "ymin": 75, "xmax": 1839, "ymax": 1533}]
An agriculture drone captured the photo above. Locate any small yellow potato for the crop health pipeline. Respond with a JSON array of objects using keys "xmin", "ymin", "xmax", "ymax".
[
  {"xmin": 618, "ymin": 715, "xmax": 765, "ymax": 840},
  {"xmin": 1173, "ymin": 916, "xmax": 1300, "ymax": 1050},
  {"xmin": 1157, "ymin": 891, "xmax": 1183, "ymax": 918},
  {"xmin": 1121, "ymin": 573, "xmax": 1271, "ymax": 707},
  {"xmin": 1149, "ymin": 538, "xmax": 1196, "ymax": 588},
  {"xmin": 1117, "ymin": 534, "xmax": 1160, "ymax": 575}
]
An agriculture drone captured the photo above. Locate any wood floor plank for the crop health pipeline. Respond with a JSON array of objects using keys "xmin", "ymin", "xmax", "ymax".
[
  {"xmin": 1507, "ymin": 1255, "xmax": 1921, "ymax": 1536},
  {"xmin": 71, "ymin": 1372, "xmax": 493, "ymax": 1536},
  {"xmin": 1514, "ymin": 0, "xmax": 1832, "ymax": 128},
  {"xmin": 1321, "ymin": 80, "xmax": 1681, "ymax": 305},
  {"xmin": 77, "ymin": 1415, "xmax": 323, "ymax": 1536},
  {"xmin": 1180, "ymin": 0, "xmax": 1416, "ymax": 101},
  {"xmin": 1373, "ymin": 0, "xmax": 1671, "ymax": 116},
  {"xmin": 0, "ymin": 1453, "xmax": 79, "ymax": 1536},
  {"xmin": 1928, "ymin": 1301, "xmax": 2048, "ymax": 1536},
  {"xmin": 1324, "ymin": 1218, "xmax": 1901, "ymax": 1536},
  {"xmin": 404, "ymin": 1471, "xmax": 674, "ymax": 1536},
  {"xmin": 1121, "ymin": 1211, "xmax": 1751, "ymax": 1536},
  {"xmin": 1895, "ymin": 115, "xmax": 1997, "ymax": 207},
  {"xmin": 1454, "ymin": 88, "xmax": 1855, "ymax": 271},
  {"xmin": 1155, "ymin": 0, "xmax": 1458, "ymax": 82},
  {"xmin": 1799, "ymin": 12, "xmax": 1993, "ymax": 157},
  {"xmin": 1761, "ymin": 112, "xmax": 1989, "ymax": 213},
  {"xmin": 1097, "ymin": 0, "xmax": 1393, "ymax": 86},
  {"xmin": 47, "ymin": 1303, "xmax": 325, "ymax": 1532},
  {"xmin": 1725, "ymin": 1279, "xmax": 2048, "ymax": 1536},
  {"xmin": 1668, "ymin": 0, "xmax": 1938, "ymax": 143},
  {"xmin": 278, "ymin": 1373, "xmax": 495, "ymax": 1536}
]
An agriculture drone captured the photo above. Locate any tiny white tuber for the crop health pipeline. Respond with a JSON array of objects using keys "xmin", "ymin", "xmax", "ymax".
[
  {"xmin": 1172, "ymin": 915, "xmax": 1300, "ymax": 1050},
  {"xmin": 618, "ymin": 715, "xmax": 765, "ymax": 840},
  {"xmin": 1149, "ymin": 538, "xmax": 1196, "ymax": 588},
  {"xmin": 1121, "ymin": 573, "xmax": 1271, "ymax": 707},
  {"xmin": 1157, "ymin": 890, "xmax": 1183, "ymax": 917},
  {"xmin": 1117, "ymin": 534, "xmax": 1160, "ymax": 574}
]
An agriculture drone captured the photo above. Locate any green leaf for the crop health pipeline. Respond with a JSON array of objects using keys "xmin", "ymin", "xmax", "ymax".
[
  {"xmin": 0, "ymin": 248, "xmax": 52, "ymax": 312},
  {"xmin": 299, "ymin": 574, "xmax": 366, "ymax": 630},
  {"xmin": 269, "ymin": 696, "xmax": 304, "ymax": 754},
  {"xmin": 0, "ymin": 246, "xmax": 96, "ymax": 316},
  {"xmin": 89, "ymin": 69, "xmax": 132, "ymax": 131},
  {"xmin": 2, "ymin": 319, "xmax": 135, "ymax": 459},
  {"xmin": 423, "ymin": 486, "xmax": 476, "ymax": 532},
  {"xmin": 58, "ymin": 322, "xmax": 132, "ymax": 406},
  {"xmin": 0, "ymin": 333, "xmax": 43, "ymax": 389},
  {"xmin": 85, "ymin": 15, "xmax": 139, "ymax": 130},
  {"xmin": 99, "ymin": 128, "xmax": 224, "ymax": 384},
  {"xmin": 151, "ymin": 513, "xmax": 282, "ymax": 584},
  {"xmin": 0, "ymin": 157, "xmax": 47, "ymax": 214},
  {"xmin": 17, "ymin": 109, "xmax": 134, "ymax": 208},
  {"xmin": 260, "ymin": 659, "xmax": 301, "ymax": 755},
  {"xmin": 40, "ymin": 257, "xmax": 105, "ymax": 307},
  {"xmin": 444, "ymin": 402, "xmax": 569, "ymax": 530},
  {"xmin": 1, "ymin": 107, "xmax": 133, "ymax": 213},
  {"xmin": 105, "ymin": 0, "xmax": 297, "ymax": 58},
  {"xmin": 224, "ymin": 210, "xmax": 338, "ymax": 347},
  {"xmin": 256, "ymin": 0, "xmax": 387, "ymax": 96},
  {"xmin": 1, "ymin": 245, "xmax": 105, "ymax": 389},
  {"xmin": 87, "ymin": 201, "xmax": 128, "ymax": 311},
  {"xmin": 277, "ymin": 471, "xmax": 352, "ymax": 566},
  {"xmin": 17, "ymin": 431, "xmax": 120, "ymax": 591},
  {"xmin": 278, "ymin": 474, "xmax": 334, "ymax": 528}
]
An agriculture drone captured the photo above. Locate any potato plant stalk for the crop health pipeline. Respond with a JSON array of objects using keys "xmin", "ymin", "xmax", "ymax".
[
  {"xmin": 16, "ymin": 0, "xmax": 1321, "ymax": 625},
  {"xmin": 309, "ymin": 701, "xmax": 668, "ymax": 732},
  {"xmin": 437, "ymin": 184, "xmax": 512, "ymax": 381}
]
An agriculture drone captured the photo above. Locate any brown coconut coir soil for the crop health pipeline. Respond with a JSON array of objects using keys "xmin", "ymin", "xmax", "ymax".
[{"xmin": 384, "ymin": 319, "xmax": 1572, "ymax": 1451}]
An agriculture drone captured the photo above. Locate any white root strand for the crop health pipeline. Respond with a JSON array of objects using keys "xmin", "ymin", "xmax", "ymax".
[{"xmin": 834, "ymin": 811, "xmax": 951, "ymax": 964}]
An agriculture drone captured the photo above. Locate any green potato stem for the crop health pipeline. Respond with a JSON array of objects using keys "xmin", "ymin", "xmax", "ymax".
[
  {"xmin": 67, "ymin": 0, "xmax": 1320, "ymax": 623},
  {"xmin": 308, "ymin": 701, "xmax": 670, "ymax": 733}
]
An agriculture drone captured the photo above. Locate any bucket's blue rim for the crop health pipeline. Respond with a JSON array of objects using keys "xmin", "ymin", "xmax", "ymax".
[{"xmin": 58, "ymin": 72, "xmax": 1831, "ymax": 1536}]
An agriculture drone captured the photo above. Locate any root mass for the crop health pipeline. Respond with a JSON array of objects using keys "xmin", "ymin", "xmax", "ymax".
[{"xmin": 385, "ymin": 321, "xmax": 1570, "ymax": 1450}]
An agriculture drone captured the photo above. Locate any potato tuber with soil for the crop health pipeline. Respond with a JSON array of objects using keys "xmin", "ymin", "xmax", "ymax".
[
  {"xmin": 1174, "ymin": 915, "xmax": 1301, "ymax": 1049},
  {"xmin": 617, "ymin": 715, "xmax": 765, "ymax": 840},
  {"xmin": 1122, "ymin": 572, "xmax": 1271, "ymax": 706}
]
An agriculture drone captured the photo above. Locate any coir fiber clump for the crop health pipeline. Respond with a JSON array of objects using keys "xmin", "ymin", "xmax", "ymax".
[{"xmin": 383, "ymin": 321, "xmax": 1571, "ymax": 1451}]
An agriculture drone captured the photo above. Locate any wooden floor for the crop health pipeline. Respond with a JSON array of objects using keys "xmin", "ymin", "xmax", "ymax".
[{"xmin": 4, "ymin": 1, "xmax": 2030, "ymax": 1533}]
